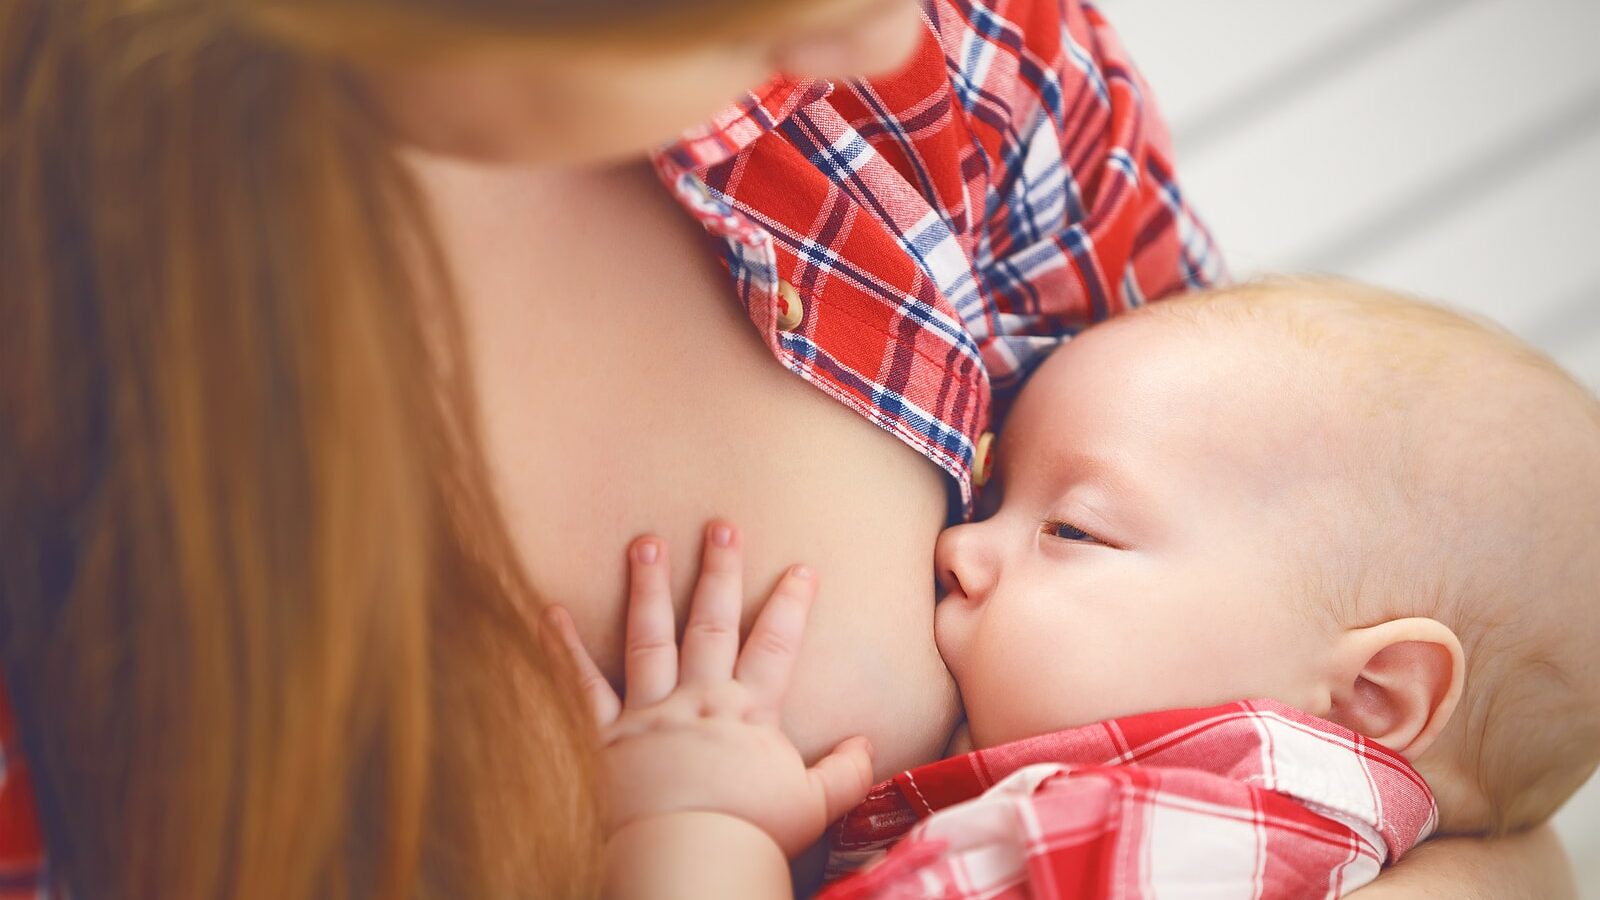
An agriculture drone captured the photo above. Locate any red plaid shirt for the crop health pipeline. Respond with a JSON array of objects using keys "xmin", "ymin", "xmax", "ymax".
[
  {"xmin": 822, "ymin": 701, "xmax": 1437, "ymax": 899},
  {"xmin": 0, "ymin": 0, "xmax": 1218, "ymax": 888},
  {"xmin": 656, "ymin": 0, "xmax": 1221, "ymax": 511}
]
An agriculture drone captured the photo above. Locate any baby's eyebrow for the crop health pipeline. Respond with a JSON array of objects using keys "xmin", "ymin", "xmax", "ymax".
[{"xmin": 1050, "ymin": 451, "xmax": 1149, "ymax": 508}]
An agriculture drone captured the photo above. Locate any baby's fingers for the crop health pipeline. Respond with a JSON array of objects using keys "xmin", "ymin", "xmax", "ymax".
[
  {"xmin": 807, "ymin": 736, "xmax": 876, "ymax": 827},
  {"xmin": 679, "ymin": 521, "xmax": 745, "ymax": 685},
  {"xmin": 623, "ymin": 537, "xmax": 678, "ymax": 709},
  {"xmin": 733, "ymin": 564, "xmax": 817, "ymax": 718},
  {"xmin": 542, "ymin": 605, "xmax": 622, "ymax": 728}
]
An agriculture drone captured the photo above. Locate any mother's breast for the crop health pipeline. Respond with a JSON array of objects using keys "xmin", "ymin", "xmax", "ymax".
[{"xmin": 415, "ymin": 157, "xmax": 961, "ymax": 779}]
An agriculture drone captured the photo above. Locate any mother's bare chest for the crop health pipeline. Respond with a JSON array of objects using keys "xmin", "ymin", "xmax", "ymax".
[{"xmin": 411, "ymin": 159, "xmax": 949, "ymax": 671}]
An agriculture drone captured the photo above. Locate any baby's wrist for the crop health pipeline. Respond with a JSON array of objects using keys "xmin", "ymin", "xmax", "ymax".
[
  {"xmin": 608, "ymin": 809, "xmax": 778, "ymax": 845},
  {"xmin": 607, "ymin": 809, "xmax": 789, "ymax": 862},
  {"xmin": 605, "ymin": 811, "xmax": 791, "ymax": 897}
]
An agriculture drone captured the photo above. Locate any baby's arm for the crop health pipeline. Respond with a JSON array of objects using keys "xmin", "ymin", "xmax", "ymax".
[
  {"xmin": 1355, "ymin": 825, "xmax": 1575, "ymax": 899},
  {"xmin": 604, "ymin": 812, "xmax": 792, "ymax": 899},
  {"xmin": 545, "ymin": 523, "xmax": 875, "ymax": 900}
]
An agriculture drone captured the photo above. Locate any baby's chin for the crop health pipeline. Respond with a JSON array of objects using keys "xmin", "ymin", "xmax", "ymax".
[{"xmin": 941, "ymin": 719, "xmax": 975, "ymax": 756}]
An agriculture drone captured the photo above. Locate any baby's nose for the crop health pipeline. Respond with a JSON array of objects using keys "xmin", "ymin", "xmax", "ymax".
[
  {"xmin": 936, "ymin": 558, "xmax": 966, "ymax": 600},
  {"xmin": 934, "ymin": 523, "xmax": 997, "ymax": 603}
]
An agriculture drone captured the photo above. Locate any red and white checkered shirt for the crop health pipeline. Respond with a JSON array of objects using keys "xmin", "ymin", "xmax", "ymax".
[
  {"xmin": 0, "ymin": 1, "xmax": 1218, "ymax": 890},
  {"xmin": 821, "ymin": 700, "xmax": 1437, "ymax": 900}
]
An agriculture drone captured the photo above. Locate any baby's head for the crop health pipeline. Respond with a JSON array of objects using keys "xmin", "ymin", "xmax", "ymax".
[{"xmin": 934, "ymin": 276, "xmax": 1600, "ymax": 834}]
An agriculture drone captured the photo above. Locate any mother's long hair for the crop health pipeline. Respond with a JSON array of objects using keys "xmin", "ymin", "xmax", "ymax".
[{"xmin": 0, "ymin": 1, "xmax": 640, "ymax": 895}]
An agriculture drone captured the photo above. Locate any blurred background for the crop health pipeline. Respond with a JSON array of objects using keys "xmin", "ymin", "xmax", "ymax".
[{"xmin": 1102, "ymin": 0, "xmax": 1599, "ymax": 891}]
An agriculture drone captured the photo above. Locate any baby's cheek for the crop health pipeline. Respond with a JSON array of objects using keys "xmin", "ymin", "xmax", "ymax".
[{"xmin": 953, "ymin": 619, "xmax": 1049, "ymax": 746}]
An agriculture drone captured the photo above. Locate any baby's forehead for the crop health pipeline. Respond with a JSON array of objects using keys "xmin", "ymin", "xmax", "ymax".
[
  {"xmin": 1035, "ymin": 311, "xmax": 1338, "ymax": 431},
  {"xmin": 1010, "ymin": 317, "xmax": 1350, "ymax": 497}
]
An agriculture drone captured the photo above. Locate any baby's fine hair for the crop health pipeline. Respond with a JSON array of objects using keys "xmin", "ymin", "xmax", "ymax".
[{"xmin": 1146, "ymin": 276, "xmax": 1600, "ymax": 834}]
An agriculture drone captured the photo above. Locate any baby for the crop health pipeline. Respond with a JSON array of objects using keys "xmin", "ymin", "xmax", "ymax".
[{"xmin": 552, "ymin": 277, "xmax": 1600, "ymax": 898}]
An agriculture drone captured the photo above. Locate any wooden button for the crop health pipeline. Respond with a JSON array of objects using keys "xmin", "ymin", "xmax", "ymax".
[
  {"xmin": 776, "ymin": 280, "xmax": 805, "ymax": 331},
  {"xmin": 974, "ymin": 431, "xmax": 995, "ymax": 488}
]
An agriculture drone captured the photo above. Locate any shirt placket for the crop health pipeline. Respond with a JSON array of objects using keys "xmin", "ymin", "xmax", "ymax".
[{"xmin": 653, "ymin": 77, "xmax": 989, "ymax": 514}]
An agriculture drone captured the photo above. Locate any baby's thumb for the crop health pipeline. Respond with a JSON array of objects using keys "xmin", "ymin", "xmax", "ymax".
[{"xmin": 808, "ymin": 736, "xmax": 876, "ymax": 825}]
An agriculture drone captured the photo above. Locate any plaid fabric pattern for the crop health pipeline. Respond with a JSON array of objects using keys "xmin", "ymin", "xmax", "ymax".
[
  {"xmin": 821, "ymin": 700, "xmax": 1437, "ymax": 899},
  {"xmin": 655, "ymin": 0, "xmax": 1222, "ymax": 512},
  {"xmin": 0, "ymin": 0, "xmax": 1220, "ymax": 881}
]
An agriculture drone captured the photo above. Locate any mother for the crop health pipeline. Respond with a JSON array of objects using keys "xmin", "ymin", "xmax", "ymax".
[{"xmin": 0, "ymin": 0, "xmax": 1572, "ymax": 896}]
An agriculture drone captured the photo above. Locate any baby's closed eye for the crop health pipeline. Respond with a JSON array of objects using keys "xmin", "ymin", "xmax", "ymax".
[{"xmin": 1042, "ymin": 520, "xmax": 1100, "ymax": 543}]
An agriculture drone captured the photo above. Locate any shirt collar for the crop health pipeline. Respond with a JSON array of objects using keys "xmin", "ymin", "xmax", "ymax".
[{"xmin": 655, "ymin": 76, "xmax": 832, "ymax": 173}]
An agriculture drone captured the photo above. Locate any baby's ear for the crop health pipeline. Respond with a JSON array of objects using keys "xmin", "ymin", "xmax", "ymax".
[{"xmin": 1324, "ymin": 618, "xmax": 1465, "ymax": 759}]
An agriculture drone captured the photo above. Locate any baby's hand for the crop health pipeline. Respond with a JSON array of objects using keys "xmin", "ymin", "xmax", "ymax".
[{"xmin": 544, "ymin": 522, "xmax": 875, "ymax": 858}]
